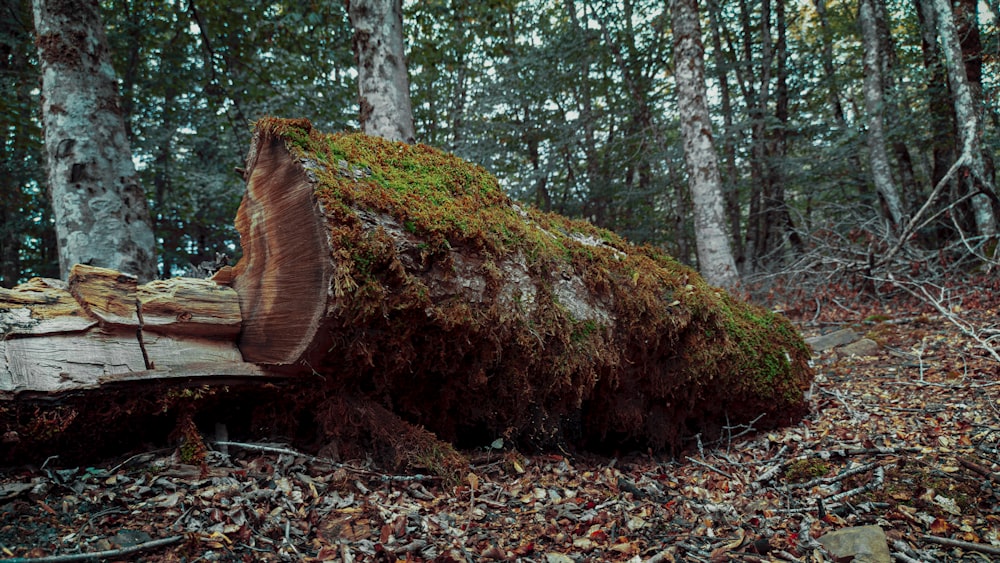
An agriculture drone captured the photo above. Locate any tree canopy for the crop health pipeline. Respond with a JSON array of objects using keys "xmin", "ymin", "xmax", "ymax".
[{"xmin": 2, "ymin": 0, "xmax": 998, "ymax": 288}]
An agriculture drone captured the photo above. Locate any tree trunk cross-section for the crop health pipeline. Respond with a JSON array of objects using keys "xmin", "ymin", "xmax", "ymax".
[{"xmin": 231, "ymin": 118, "xmax": 814, "ymax": 451}]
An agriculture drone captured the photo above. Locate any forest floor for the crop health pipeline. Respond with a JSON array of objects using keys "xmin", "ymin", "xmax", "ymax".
[{"xmin": 2, "ymin": 289, "xmax": 1000, "ymax": 562}]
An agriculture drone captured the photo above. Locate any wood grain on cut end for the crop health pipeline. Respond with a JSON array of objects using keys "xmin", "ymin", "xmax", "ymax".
[{"xmin": 232, "ymin": 132, "xmax": 332, "ymax": 365}]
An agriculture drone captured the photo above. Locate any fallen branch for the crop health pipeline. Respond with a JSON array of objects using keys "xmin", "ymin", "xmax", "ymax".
[
  {"xmin": 0, "ymin": 535, "xmax": 183, "ymax": 563},
  {"xmin": 919, "ymin": 534, "xmax": 1000, "ymax": 556},
  {"xmin": 881, "ymin": 274, "xmax": 1000, "ymax": 363},
  {"xmin": 788, "ymin": 460, "xmax": 880, "ymax": 490},
  {"xmin": 826, "ymin": 465, "xmax": 886, "ymax": 503},
  {"xmin": 685, "ymin": 456, "xmax": 737, "ymax": 481},
  {"xmin": 957, "ymin": 457, "xmax": 1000, "ymax": 484}
]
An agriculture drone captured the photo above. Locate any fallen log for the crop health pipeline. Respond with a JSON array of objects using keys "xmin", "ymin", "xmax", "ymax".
[
  {"xmin": 230, "ymin": 117, "xmax": 814, "ymax": 451},
  {"xmin": 0, "ymin": 265, "xmax": 254, "ymax": 394},
  {"xmin": 0, "ymin": 118, "xmax": 814, "ymax": 465},
  {"xmin": 0, "ymin": 265, "xmax": 284, "ymax": 465}
]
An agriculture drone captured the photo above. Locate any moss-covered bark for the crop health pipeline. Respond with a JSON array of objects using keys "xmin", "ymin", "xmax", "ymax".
[{"xmin": 234, "ymin": 117, "xmax": 814, "ymax": 452}]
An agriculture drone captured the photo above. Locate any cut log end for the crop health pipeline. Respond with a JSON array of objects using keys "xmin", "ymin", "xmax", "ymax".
[{"xmin": 232, "ymin": 132, "xmax": 332, "ymax": 365}]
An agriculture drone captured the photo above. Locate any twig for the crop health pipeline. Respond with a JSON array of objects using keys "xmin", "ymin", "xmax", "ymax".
[
  {"xmin": 798, "ymin": 516, "xmax": 824, "ymax": 551},
  {"xmin": 881, "ymin": 274, "xmax": 1000, "ymax": 363},
  {"xmin": 212, "ymin": 440, "xmax": 441, "ymax": 481},
  {"xmin": 788, "ymin": 461, "xmax": 880, "ymax": 490},
  {"xmin": 644, "ymin": 548, "xmax": 676, "ymax": 563},
  {"xmin": 957, "ymin": 457, "xmax": 1000, "ymax": 484},
  {"xmin": 893, "ymin": 539, "xmax": 939, "ymax": 563},
  {"xmin": 685, "ymin": 456, "xmax": 736, "ymax": 481},
  {"xmin": 878, "ymin": 153, "xmax": 970, "ymax": 267},
  {"xmin": 752, "ymin": 444, "xmax": 789, "ymax": 487},
  {"xmin": 892, "ymin": 552, "xmax": 925, "ymax": 563},
  {"xmin": 134, "ymin": 298, "xmax": 154, "ymax": 370},
  {"xmin": 826, "ymin": 465, "xmax": 886, "ymax": 503},
  {"xmin": 1, "ymin": 535, "xmax": 183, "ymax": 562},
  {"xmin": 919, "ymin": 534, "xmax": 1000, "ymax": 556},
  {"xmin": 107, "ymin": 451, "xmax": 164, "ymax": 474}
]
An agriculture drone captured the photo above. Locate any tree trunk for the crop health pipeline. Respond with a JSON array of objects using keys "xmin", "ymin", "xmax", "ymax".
[
  {"xmin": 348, "ymin": 0, "xmax": 416, "ymax": 144},
  {"xmin": 670, "ymin": 0, "xmax": 739, "ymax": 288},
  {"xmin": 859, "ymin": 0, "xmax": 906, "ymax": 227},
  {"xmin": 873, "ymin": 0, "xmax": 920, "ymax": 217},
  {"xmin": 31, "ymin": 0, "xmax": 156, "ymax": 281},
  {"xmin": 705, "ymin": 0, "xmax": 744, "ymax": 265},
  {"xmin": 916, "ymin": 0, "xmax": 959, "ymax": 243},
  {"xmin": 736, "ymin": 0, "xmax": 773, "ymax": 271},
  {"xmin": 764, "ymin": 0, "xmax": 802, "ymax": 260},
  {"xmin": 930, "ymin": 0, "xmax": 997, "ymax": 235}
]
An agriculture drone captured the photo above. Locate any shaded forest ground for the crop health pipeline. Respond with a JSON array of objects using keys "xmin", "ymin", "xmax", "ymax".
[{"xmin": 2, "ymin": 277, "xmax": 1000, "ymax": 562}]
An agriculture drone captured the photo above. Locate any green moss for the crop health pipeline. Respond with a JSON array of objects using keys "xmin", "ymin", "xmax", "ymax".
[
  {"xmin": 784, "ymin": 458, "xmax": 831, "ymax": 482},
  {"xmin": 571, "ymin": 319, "xmax": 601, "ymax": 343}
]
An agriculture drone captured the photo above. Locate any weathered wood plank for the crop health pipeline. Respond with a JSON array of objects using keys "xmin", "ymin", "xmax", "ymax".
[
  {"xmin": 67, "ymin": 264, "xmax": 139, "ymax": 326},
  {"xmin": 139, "ymin": 277, "xmax": 241, "ymax": 337},
  {"xmin": 0, "ymin": 278, "xmax": 96, "ymax": 336},
  {"xmin": 1, "ymin": 265, "xmax": 249, "ymax": 394},
  {"xmin": 2, "ymin": 330, "xmax": 145, "ymax": 393},
  {"xmin": 97, "ymin": 361, "xmax": 267, "ymax": 384}
]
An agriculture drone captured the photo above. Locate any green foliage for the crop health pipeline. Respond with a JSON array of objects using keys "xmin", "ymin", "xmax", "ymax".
[
  {"xmin": 0, "ymin": 0, "xmax": 57, "ymax": 286},
  {"xmin": 5, "ymin": 0, "xmax": 999, "ymax": 285},
  {"xmin": 99, "ymin": 0, "xmax": 356, "ymax": 277}
]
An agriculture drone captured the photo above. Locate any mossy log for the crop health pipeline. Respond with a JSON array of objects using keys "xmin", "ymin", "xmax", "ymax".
[
  {"xmin": 0, "ymin": 118, "xmax": 814, "ymax": 462},
  {"xmin": 231, "ymin": 118, "xmax": 814, "ymax": 450}
]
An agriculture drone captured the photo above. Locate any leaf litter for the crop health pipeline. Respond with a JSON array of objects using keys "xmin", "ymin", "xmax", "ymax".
[{"xmin": 2, "ymin": 301, "xmax": 1000, "ymax": 561}]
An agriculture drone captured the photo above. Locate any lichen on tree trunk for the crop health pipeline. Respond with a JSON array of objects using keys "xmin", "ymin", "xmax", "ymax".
[
  {"xmin": 232, "ymin": 118, "xmax": 815, "ymax": 452},
  {"xmin": 31, "ymin": 0, "xmax": 157, "ymax": 280}
]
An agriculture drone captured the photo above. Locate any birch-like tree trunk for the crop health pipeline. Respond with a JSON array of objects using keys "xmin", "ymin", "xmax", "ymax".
[
  {"xmin": 929, "ymin": 0, "xmax": 997, "ymax": 235},
  {"xmin": 859, "ymin": 0, "xmax": 906, "ymax": 227},
  {"xmin": 32, "ymin": 0, "xmax": 156, "ymax": 281},
  {"xmin": 348, "ymin": 0, "xmax": 416, "ymax": 144},
  {"xmin": 706, "ymin": 0, "xmax": 743, "ymax": 263},
  {"xmin": 670, "ymin": 0, "xmax": 739, "ymax": 288},
  {"xmin": 916, "ymin": 0, "xmax": 955, "ymax": 194}
]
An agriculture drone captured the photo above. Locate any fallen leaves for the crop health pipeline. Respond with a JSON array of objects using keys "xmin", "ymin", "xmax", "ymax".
[{"xmin": 1, "ymin": 310, "xmax": 999, "ymax": 561}]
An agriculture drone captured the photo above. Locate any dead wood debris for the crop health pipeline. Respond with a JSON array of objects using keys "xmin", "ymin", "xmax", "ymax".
[{"xmin": 2, "ymin": 309, "xmax": 1000, "ymax": 561}]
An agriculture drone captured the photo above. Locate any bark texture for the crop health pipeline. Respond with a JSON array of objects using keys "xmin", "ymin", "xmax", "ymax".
[
  {"xmin": 670, "ymin": 0, "xmax": 739, "ymax": 289},
  {"xmin": 859, "ymin": 0, "xmax": 906, "ymax": 227},
  {"xmin": 929, "ymin": 0, "xmax": 997, "ymax": 235},
  {"xmin": 348, "ymin": 0, "xmax": 416, "ymax": 143},
  {"xmin": 230, "ymin": 118, "xmax": 811, "ymax": 451},
  {"xmin": 32, "ymin": 0, "xmax": 156, "ymax": 280}
]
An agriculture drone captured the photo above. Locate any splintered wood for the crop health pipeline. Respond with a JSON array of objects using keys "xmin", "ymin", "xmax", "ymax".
[{"xmin": 0, "ymin": 264, "xmax": 255, "ymax": 394}]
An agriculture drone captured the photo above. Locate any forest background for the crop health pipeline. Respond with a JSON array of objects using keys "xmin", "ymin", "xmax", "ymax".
[{"xmin": 1, "ymin": 0, "xmax": 998, "ymax": 297}]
